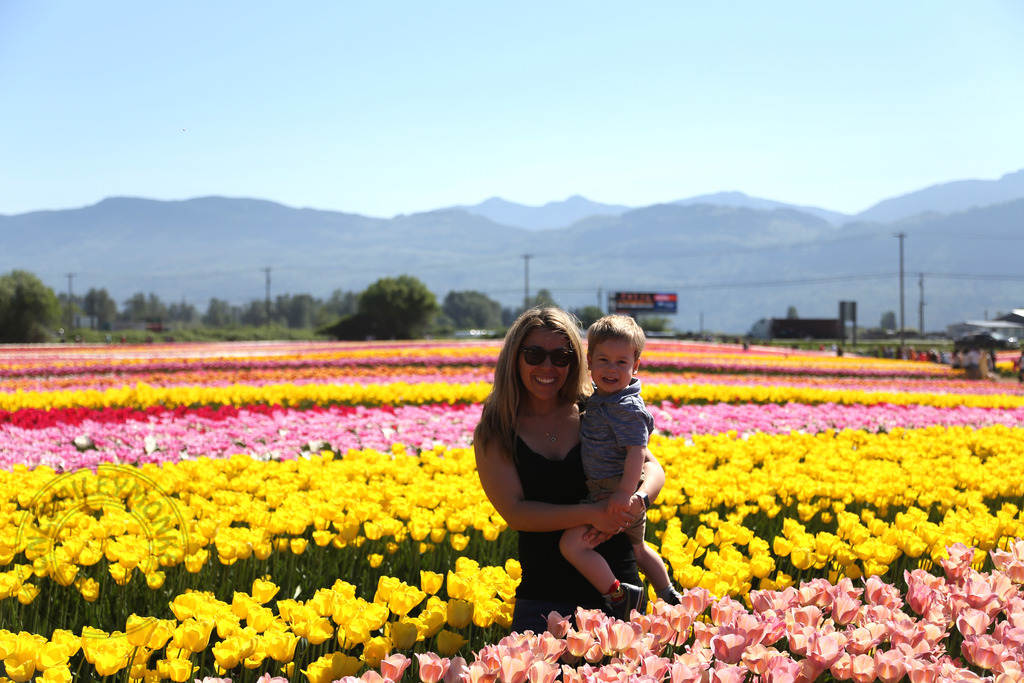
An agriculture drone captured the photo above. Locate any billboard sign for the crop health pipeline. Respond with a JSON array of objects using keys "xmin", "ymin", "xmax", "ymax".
[{"xmin": 612, "ymin": 291, "xmax": 678, "ymax": 314}]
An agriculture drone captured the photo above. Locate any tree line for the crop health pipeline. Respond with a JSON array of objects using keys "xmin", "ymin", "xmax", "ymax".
[{"xmin": 0, "ymin": 269, "xmax": 618, "ymax": 343}]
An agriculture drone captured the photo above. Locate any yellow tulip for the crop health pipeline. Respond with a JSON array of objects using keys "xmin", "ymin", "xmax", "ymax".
[
  {"xmin": 75, "ymin": 577, "xmax": 100, "ymax": 602},
  {"xmin": 262, "ymin": 630, "xmax": 298, "ymax": 662},
  {"xmin": 16, "ymin": 582, "xmax": 40, "ymax": 605},
  {"xmin": 388, "ymin": 620, "xmax": 419, "ymax": 650},
  {"xmin": 156, "ymin": 658, "xmax": 194, "ymax": 682},
  {"xmin": 39, "ymin": 666, "xmax": 73, "ymax": 683},
  {"xmin": 174, "ymin": 619, "xmax": 213, "ymax": 653},
  {"xmin": 435, "ymin": 629, "xmax": 468, "ymax": 656},
  {"xmin": 420, "ymin": 570, "xmax": 444, "ymax": 594},
  {"xmin": 361, "ymin": 635, "xmax": 391, "ymax": 667},
  {"xmin": 447, "ymin": 598, "xmax": 474, "ymax": 629}
]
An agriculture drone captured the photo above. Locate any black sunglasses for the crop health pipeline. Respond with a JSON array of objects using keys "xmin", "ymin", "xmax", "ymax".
[{"xmin": 520, "ymin": 345, "xmax": 574, "ymax": 367}]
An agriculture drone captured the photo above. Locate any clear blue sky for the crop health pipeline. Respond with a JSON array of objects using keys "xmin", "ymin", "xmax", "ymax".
[{"xmin": 2, "ymin": 1, "xmax": 1022, "ymax": 218}]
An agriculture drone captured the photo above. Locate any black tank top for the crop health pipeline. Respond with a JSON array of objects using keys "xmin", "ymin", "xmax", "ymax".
[{"xmin": 513, "ymin": 436, "xmax": 639, "ymax": 605}]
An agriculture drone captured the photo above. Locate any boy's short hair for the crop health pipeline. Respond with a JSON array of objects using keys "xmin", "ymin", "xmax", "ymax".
[{"xmin": 587, "ymin": 315, "xmax": 646, "ymax": 360}]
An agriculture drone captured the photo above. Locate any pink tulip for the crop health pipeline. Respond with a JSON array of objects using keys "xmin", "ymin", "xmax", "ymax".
[
  {"xmin": 956, "ymin": 608, "xmax": 994, "ymax": 637},
  {"xmin": 543, "ymin": 612, "xmax": 570, "ymax": 639},
  {"xmin": 864, "ymin": 576, "xmax": 903, "ymax": 610},
  {"xmin": 941, "ymin": 543, "xmax": 976, "ymax": 580},
  {"xmin": 850, "ymin": 653, "xmax": 875, "ymax": 683},
  {"xmin": 831, "ymin": 592, "xmax": 862, "ymax": 625},
  {"xmin": 710, "ymin": 596, "xmax": 744, "ymax": 624},
  {"xmin": 797, "ymin": 578, "xmax": 833, "ymax": 608},
  {"xmin": 533, "ymin": 633, "xmax": 566, "ymax": 663},
  {"xmin": 574, "ymin": 608, "xmax": 606, "ymax": 635},
  {"xmin": 595, "ymin": 620, "xmax": 641, "ymax": 655},
  {"xmin": 559, "ymin": 665, "xmax": 583, "ymax": 683},
  {"xmin": 738, "ymin": 643, "xmax": 770, "ymax": 676},
  {"xmin": 873, "ymin": 649, "xmax": 905, "ymax": 683},
  {"xmin": 786, "ymin": 625, "xmax": 813, "ymax": 657},
  {"xmin": 445, "ymin": 657, "xmax": 468, "ymax": 683},
  {"xmin": 994, "ymin": 660, "xmax": 1023, "ymax": 680},
  {"xmin": 707, "ymin": 663, "xmax": 747, "ymax": 683},
  {"xmin": 991, "ymin": 539, "xmax": 1024, "ymax": 583},
  {"xmin": 565, "ymin": 631, "xmax": 595, "ymax": 659},
  {"xmin": 709, "ymin": 633, "xmax": 747, "ymax": 665},
  {"xmin": 416, "ymin": 653, "xmax": 451, "ymax": 683},
  {"xmin": 462, "ymin": 661, "xmax": 497, "ymax": 683},
  {"xmin": 525, "ymin": 660, "xmax": 559, "ymax": 683},
  {"xmin": 381, "ymin": 654, "xmax": 413, "ymax": 682},
  {"xmin": 638, "ymin": 654, "xmax": 671, "ymax": 680},
  {"xmin": 806, "ymin": 631, "xmax": 844, "ymax": 668},
  {"xmin": 790, "ymin": 605, "xmax": 823, "ymax": 629},
  {"xmin": 496, "ymin": 652, "xmax": 532, "ymax": 683},
  {"xmin": 993, "ymin": 621, "xmax": 1024, "ymax": 650},
  {"xmin": 679, "ymin": 587, "xmax": 711, "ymax": 615},
  {"xmin": 958, "ymin": 571, "xmax": 1002, "ymax": 614},
  {"xmin": 830, "ymin": 652, "xmax": 853, "ymax": 680},
  {"xmin": 691, "ymin": 622, "xmax": 715, "ymax": 648},
  {"xmin": 961, "ymin": 634, "xmax": 1005, "ymax": 670},
  {"xmin": 904, "ymin": 658, "xmax": 938, "ymax": 683},
  {"xmin": 667, "ymin": 658, "xmax": 704, "ymax": 683}
]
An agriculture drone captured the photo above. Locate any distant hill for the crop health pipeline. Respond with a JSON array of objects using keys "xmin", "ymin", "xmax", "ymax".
[
  {"xmin": 671, "ymin": 191, "xmax": 848, "ymax": 225},
  {"xmin": 4, "ymin": 191, "xmax": 1024, "ymax": 334},
  {"xmin": 855, "ymin": 170, "xmax": 1024, "ymax": 225},
  {"xmin": 454, "ymin": 195, "xmax": 631, "ymax": 230},
  {"xmin": 446, "ymin": 170, "xmax": 1024, "ymax": 230}
]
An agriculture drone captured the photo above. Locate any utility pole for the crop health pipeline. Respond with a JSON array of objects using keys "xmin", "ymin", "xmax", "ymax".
[
  {"xmin": 65, "ymin": 272, "xmax": 75, "ymax": 337},
  {"xmin": 895, "ymin": 232, "xmax": 906, "ymax": 351},
  {"xmin": 521, "ymin": 254, "xmax": 532, "ymax": 310},
  {"xmin": 918, "ymin": 273, "xmax": 925, "ymax": 335},
  {"xmin": 263, "ymin": 267, "xmax": 271, "ymax": 328}
]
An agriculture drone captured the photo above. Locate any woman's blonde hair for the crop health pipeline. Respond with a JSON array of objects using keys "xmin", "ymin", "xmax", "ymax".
[{"xmin": 473, "ymin": 306, "xmax": 590, "ymax": 460}]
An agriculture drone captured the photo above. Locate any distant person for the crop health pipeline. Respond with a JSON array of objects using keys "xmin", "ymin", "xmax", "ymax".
[{"xmin": 559, "ymin": 315, "xmax": 682, "ymax": 620}]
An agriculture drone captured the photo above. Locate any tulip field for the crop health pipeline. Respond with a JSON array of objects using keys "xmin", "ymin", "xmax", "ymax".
[{"xmin": 2, "ymin": 339, "xmax": 1024, "ymax": 682}]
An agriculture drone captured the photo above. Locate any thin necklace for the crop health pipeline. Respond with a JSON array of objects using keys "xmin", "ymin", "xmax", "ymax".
[{"xmin": 544, "ymin": 430, "xmax": 557, "ymax": 443}]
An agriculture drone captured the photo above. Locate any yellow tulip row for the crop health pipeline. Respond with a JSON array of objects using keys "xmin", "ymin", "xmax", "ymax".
[
  {"xmin": 3, "ymin": 425, "xmax": 1024, "ymax": 680},
  {"xmin": 647, "ymin": 426, "xmax": 1024, "ymax": 597},
  {"xmin": 0, "ymin": 556, "xmax": 516, "ymax": 682},
  {"xmin": 5, "ymin": 379, "xmax": 1023, "ymax": 412}
]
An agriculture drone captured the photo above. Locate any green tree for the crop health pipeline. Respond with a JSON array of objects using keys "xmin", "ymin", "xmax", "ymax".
[
  {"xmin": 637, "ymin": 315, "xmax": 671, "ymax": 333},
  {"xmin": 0, "ymin": 270, "xmax": 62, "ymax": 343},
  {"xmin": 786, "ymin": 306, "xmax": 799, "ymax": 319},
  {"xmin": 358, "ymin": 275, "xmax": 439, "ymax": 339},
  {"xmin": 573, "ymin": 305, "xmax": 604, "ymax": 329},
  {"xmin": 276, "ymin": 293, "xmax": 317, "ymax": 329},
  {"xmin": 203, "ymin": 298, "xmax": 238, "ymax": 327},
  {"xmin": 442, "ymin": 290, "xmax": 502, "ymax": 329},
  {"xmin": 527, "ymin": 288, "xmax": 557, "ymax": 309},
  {"xmin": 880, "ymin": 311, "xmax": 897, "ymax": 330},
  {"xmin": 83, "ymin": 288, "xmax": 118, "ymax": 327},
  {"xmin": 121, "ymin": 292, "xmax": 167, "ymax": 323}
]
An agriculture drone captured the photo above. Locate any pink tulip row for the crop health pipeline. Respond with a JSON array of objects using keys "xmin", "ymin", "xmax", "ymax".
[
  {"xmin": 0, "ymin": 404, "xmax": 480, "ymax": 471},
  {"xmin": 340, "ymin": 541, "xmax": 1024, "ymax": 683},
  {"xmin": 6, "ymin": 400, "xmax": 1024, "ymax": 472},
  {"xmin": 650, "ymin": 401, "xmax": 1024, "ymax": 437},
  {"xmin": 644, "ymin": 372, "xmax": 1024, "ymax": 397}
]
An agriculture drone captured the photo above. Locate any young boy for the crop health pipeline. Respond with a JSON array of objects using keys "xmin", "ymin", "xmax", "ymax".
[{"xmin": 559, "ymin": 314, "xmax": 682, "ymax": 620}]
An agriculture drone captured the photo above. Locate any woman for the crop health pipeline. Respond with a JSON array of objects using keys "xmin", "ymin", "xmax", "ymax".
[{"xmin": 474, "ymin": 307, "xmax": 665, "ymax": 632}]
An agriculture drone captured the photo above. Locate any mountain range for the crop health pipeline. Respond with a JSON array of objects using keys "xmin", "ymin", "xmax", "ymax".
[{"xmin": 3, "ymin": 169, "xmax": 1023, "ymax": 335}]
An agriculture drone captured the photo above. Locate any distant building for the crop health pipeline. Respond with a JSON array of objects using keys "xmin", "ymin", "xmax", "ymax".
[{"xmin": 947, "ymin": 317, "xmax": 1024, "ymax": 340}]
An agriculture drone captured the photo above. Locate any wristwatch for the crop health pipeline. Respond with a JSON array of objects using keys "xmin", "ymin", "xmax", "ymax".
[{"xmin": 637, "ymin": 491, "xmax": 651, "ymax": 510}]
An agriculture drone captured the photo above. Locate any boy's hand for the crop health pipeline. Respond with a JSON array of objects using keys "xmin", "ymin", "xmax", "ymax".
[{"xmin": 606, "ymin": 489, "xmax": 633, "ymax": 514}]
